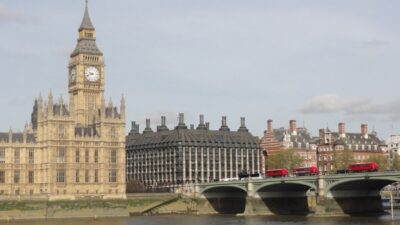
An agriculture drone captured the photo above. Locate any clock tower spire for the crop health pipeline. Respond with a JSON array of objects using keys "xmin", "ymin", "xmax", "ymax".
[{"xmin": 68, "ymin": 0, "xmax": 105, "ymax": 125}]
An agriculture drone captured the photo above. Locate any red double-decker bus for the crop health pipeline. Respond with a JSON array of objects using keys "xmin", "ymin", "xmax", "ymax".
[
  {"xmin": 293, "ymin": 166, "xmax": 318, "ymax": 176},
  {"xmin": 348, "ymin": 162, "xmax": 378, "ymax": 173},
  {"xmin": 265, "ymin": 168, "xmax": 288, "ymax": 177}
]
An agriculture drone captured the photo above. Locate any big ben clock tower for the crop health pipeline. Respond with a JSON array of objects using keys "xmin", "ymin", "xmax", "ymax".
[
  {"xmin": 68, "ymin": 1, "xmax": 105, "ymax": 125},
  {"xmin": 0, "ymin": 1, "xmax": 126, "ymax": 201}
]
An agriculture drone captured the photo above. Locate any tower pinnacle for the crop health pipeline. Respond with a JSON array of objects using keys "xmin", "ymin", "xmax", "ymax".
[{"xmin": 79, "ymin": 0, "xmax": 94, "ymax": 31}]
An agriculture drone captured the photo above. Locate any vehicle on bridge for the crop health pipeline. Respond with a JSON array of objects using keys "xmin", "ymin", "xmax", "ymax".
[
  {"xmin": 293, "ymin": 166, "xmax": 318, "ymax": 176},
  {"xmin": 348, "ymin": 162, "xmax": 378, "ymax": 173},
  {"xmin": 265, "ymin": 168, "xmax": 288, "ymax": 177},
  {"xmin": 238, "ymin": 171, "xmax": 262, "ymax": 180}
]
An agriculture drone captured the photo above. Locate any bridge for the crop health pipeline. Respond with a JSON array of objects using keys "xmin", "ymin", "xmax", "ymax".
[{"xmin": 192, "ymin": 172, "xmax": 400, "ymax": 216}]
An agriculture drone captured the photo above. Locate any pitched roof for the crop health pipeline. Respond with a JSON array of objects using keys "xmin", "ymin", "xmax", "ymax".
[
  {"xmin": 127, "ymin": 127, "xmax": 259, "ymax": 149},
  {"xmin": 79, "ymin": 3, "xmax": 95, "ymax": 31}
]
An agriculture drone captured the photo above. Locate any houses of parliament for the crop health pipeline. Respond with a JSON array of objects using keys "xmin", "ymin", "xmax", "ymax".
[{"xmin": 0, "ymin": 3, "xmax": 126, "ymax": 200}]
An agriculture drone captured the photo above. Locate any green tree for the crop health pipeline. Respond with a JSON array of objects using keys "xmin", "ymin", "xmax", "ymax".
[
  {"xmin": 333, "ymin": 148, "xmax": 354, "ymax": 172},
  {"xmin": 393, "ymin": 154, "xmax": 400, "ymax": 170},
  {"xmin": 366, "ymin": 155, "xmax": 389, "ymax": 171},
  {"xmin": 267, "ymin": 148, "xmax": 304, "ymax": 170}
]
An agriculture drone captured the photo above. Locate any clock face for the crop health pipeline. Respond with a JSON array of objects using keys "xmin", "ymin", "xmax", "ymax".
[
  {"xmin": 85, "ymin": 66, "xmax": 100, "ymax": 82},
  {"xmin": 69, "ymin": 67, "xmax": 76, "ymax": 82}
]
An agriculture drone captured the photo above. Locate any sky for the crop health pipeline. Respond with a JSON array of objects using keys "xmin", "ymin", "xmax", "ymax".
[{"xmin": 1, "ymin": 0, "xmax": 400, "ymax": 140}]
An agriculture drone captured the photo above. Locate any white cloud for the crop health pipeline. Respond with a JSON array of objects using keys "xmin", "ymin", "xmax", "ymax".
[
  {"xmin": 300, "ymin": 94, "xmax": 400, "ymax": 121},
  {"xmin": 0, "ymin": 4, "xmax": 27, "ymax": 23},
  {"xmin": 363, "ymin": 39, "xmax": 389, "ymax": 48}
]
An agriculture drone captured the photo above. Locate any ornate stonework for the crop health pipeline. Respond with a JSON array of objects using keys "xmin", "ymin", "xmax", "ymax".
[{"xmin": 0, "ymin": 2, "xmax": 126, "ymax": 200}]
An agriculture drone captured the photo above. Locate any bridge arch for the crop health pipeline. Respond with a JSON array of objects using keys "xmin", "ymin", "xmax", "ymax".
[
  {"xmin": 200, "ymin": 185, "xmax": 248, "ymax": 214},
  {"xmin": 325, "ymin": 176, "xmax": 400, "ymax": 215},
  {"xmin": 326, "ymin": 176, "xmax": 400, "ymax": 193},
  {"xmin": 255, "ymin": 180, "xmax": 317, "ymax": 193},
  {"xmin": 255, "ymin": 180, "xmax": 317, "ymax": 215},
  {"xmin": 201, "ymin": 184, "xmax": 247, "ymax": 195}
]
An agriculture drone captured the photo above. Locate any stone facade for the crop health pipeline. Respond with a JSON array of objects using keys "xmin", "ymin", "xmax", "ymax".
[
  {"xmin": 0, "ymin": 3, "xmax": 126, "ymax": 200},
  {"xmin": 126, "ymin": 114, "xmax": 260, "ymax": 187}
]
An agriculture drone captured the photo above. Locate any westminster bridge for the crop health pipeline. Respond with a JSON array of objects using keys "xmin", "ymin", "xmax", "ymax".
[{"xmin": 192, "ymin": 172, "xmax": 400, "ymax": 215}]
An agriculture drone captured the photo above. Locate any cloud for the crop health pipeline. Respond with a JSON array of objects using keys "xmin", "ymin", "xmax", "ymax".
[
  {"xmin": 363, "ymin": 39, "xmax": 389, "ymax": 48},
  {"xmin": 300, "ymin": 94, "xmax": 400, "ymax": 121},
  {"xmin": 0, "ymin": 4, "xmax": 28, "ymax": 23}
]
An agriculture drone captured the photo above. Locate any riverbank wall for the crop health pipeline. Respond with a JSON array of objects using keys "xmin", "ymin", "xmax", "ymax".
[{"xmin": 0, "ymin": 193, "xmax": 393, "ymax": 221}]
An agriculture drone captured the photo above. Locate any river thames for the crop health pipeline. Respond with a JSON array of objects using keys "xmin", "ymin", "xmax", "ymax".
[{"xmin": 3, "ymin": 213, "xmax": 400, "ymax": 225}]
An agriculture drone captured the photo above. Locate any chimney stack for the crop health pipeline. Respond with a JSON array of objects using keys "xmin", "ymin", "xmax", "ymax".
[
  {"xmin": 361, "ymin": 124, "xmax": 368, "ymax": 138},
  {"xmin": 290, "ymin": 120, "xmax": 297, "ymax": 135},
  {"xmin": 157, "ymin": 116, "xmax": 169, "ymax": 132},
  {"xmin": 196, "ymin": 114, "xmax": 207, "ymax": 130},
  {"xmin": 338, "ymin": 122, "xmax": 346, "ymax": 138},
  {"xmin": 238, "ymin": 117, "xmax": 249, "ymax": 132},
  {"xmin": 179, "ymin": 113, "xmax": 184, "ymax": 124},
  {"xmin": 219, "ymin": 116, "xmax": 230, "ymax": 131},
  {"xmin": 176, "ymin": 113, "xmax": 187, "ymax": 129},
  {"xmin": 143, "ymin": 119, "xmax": 153, "ymax": 134},
  {"xmin": 267, "ymin": 119, "xmax": 273, "ymax": 132}
]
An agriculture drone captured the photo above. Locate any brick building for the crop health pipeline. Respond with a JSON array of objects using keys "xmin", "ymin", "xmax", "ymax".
[
  {"xmin": 318, "ymin": 123, "xmax": 388, "ymax": 174},
  {"xmin": 260, "ymin": 120, "xmax": 318, "ymax": 171}
]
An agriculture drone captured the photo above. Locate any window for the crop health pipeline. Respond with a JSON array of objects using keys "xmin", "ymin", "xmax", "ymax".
[
  {"xmin": 14, "ymin": 170, "xmax": 20, "ymax": 184},
  {"xmin": 57, "ymin": 169, "xmax": 65, "ymax": 183},
  {"xmin": 75, "ymin": 149, "xmax": 80, "ymax": 163},
  {"xmin": 58, "ymin": 125, "xmax": 65, "ymax": 138},
  {"xmin": 94, "ymin": 169, "xmax": 99, "ymax": 183},
  {"xmin": 28, "ymin": 171, "xmax": 34, "ymax": 184},
  {"xmin": 94, "ymin": 149, "xmax": 99, "ymax": 163},
  {"xmin": 85, "ymin": 149, "xmax": 89, "ymax": 163},
  {"xmin": 110, "ymin": 127, "xmax": 117, "ymax": 139},
  {"xmin": 110, "ymin": 150, "xmax": 117, "ymax": 164},
  {"xmin": 109, "ymin": 169, "xmax": 117, "ymax": 183},
  {"xmin": 57, "ymin": 148, "xmax": 65, "ymax": 163},
  {"xmin": 0, "ymin": 171, "xmax": 4, "ymax": 183},
  {"xmin": 29, "ymin": 149, "xmax": 34, "ymax": 164},
  {"xmin": 0, "ymin": 148, "xmax": 5, "ymax": 164},
  {"xmin": 85, "ymin": 170, "xmax": 89, "ymax": 183},
  {"xmin": 14, "ymin": 149, "xmax": 20, "ymax": 164},
  {"xmin": 75, "ymin": 170, "xmax": 80, "ymax": 183}
]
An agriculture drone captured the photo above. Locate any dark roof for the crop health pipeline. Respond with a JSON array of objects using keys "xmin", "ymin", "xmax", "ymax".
[
  {"xmin": 71, "ymin": 39, "xmax": 102, "ymax": 57},
  {"xmin": 75, "ymin": 125, "xmax": 98, "ymax": 137},
  {"xmin": 0, "ymin": 132, "xmax": 36, "ymax": 143},
  {"xmin": 127, "ymin": 128, "xmax": 259, "ymax": 149},
  {"xmin": 331, "ymin": 132, "xmax": 385, "ymax": 146},
  {"xmin": 79, "ymin": 3, "xmax": 95, "ymax": 31},
  {"xmin": 53, "ymin": 104, "xmax": 70, "ymax": 116},
  {"xmin": 272, "ymin": 128, "xmax": 315, "ymax": 149},
  {"xmin": 71, "ymin": 3, "xmax": 102, "ymax": 57}
]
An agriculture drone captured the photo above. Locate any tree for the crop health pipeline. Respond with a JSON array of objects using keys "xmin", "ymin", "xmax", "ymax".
[
  {"xmin": 366, "ymin": 154, "xmax": 389, "ymax": 171},
  {"xmin": 393, "ymin": 154, "xmax": 400, "ymax": 170},
  {"xmin": 267, "ymin": 148, "xmax": 304, "ymax": 170},
  {"xmin": 332, "ymin": 148, "xmax": 354, "ymax": 172},
  {"xmin": 126, "ymin": 180, "xmax": 146, "ymax": 193}
]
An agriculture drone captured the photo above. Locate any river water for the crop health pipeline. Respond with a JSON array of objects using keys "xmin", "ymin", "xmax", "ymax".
[{"xmin": 3, "ymin": 213, "xmax": 400, "ymax": 225}]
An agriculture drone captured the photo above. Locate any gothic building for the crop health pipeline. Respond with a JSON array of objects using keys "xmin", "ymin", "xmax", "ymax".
[
  {"xmin": 0, "ymin": 3, "xmax": 126, "ymax": 200},
  {"xmin": 126, "ymin": 114, "xmax": 260, "ymax": 187}
]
